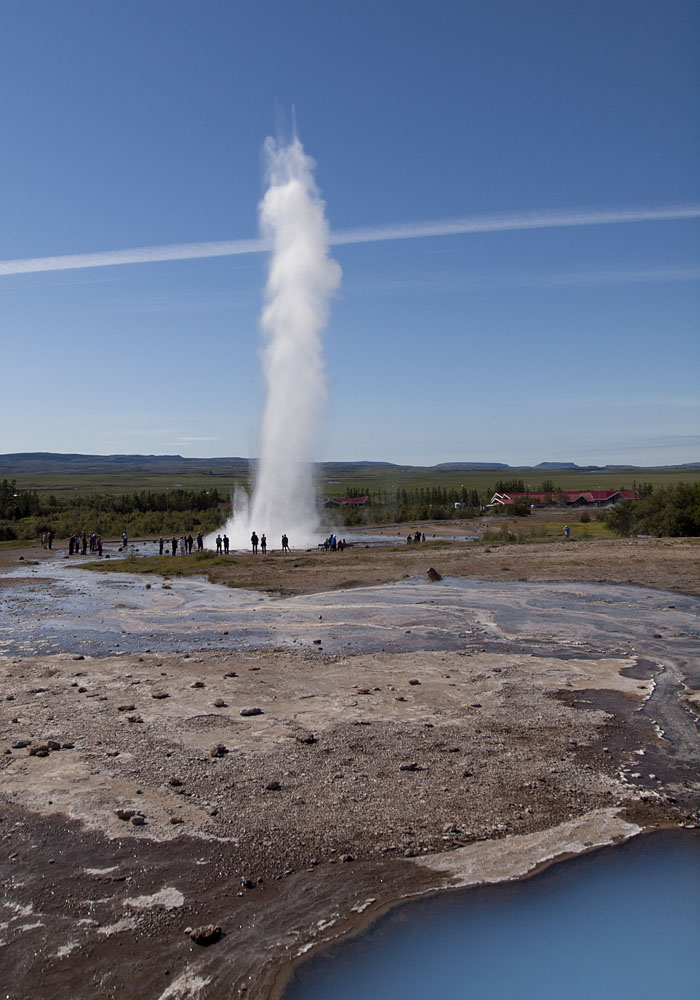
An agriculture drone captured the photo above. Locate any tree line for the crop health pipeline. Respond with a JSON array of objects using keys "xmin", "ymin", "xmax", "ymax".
[{"xmin": 0, "ymin": 481, "xmax": 225, "ymax": 541}]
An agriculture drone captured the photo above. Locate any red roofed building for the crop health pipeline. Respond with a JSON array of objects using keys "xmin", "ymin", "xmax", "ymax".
[{"xmin": 489, "ymin": 490, "xmax": 639, "ymax": 508}]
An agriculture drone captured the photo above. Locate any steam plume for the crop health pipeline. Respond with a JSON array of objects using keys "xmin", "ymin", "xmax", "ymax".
[{"xmin": 216, "ymin": 135, "xmax": 341, "ymax": 550}]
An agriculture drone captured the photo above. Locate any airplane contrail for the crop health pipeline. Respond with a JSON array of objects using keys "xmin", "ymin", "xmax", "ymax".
[{"xmin": 0, "ymin": 204, "xmax": 698, "ymax": 277}]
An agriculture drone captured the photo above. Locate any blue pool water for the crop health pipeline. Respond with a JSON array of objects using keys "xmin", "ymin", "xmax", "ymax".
[{"xmin": 285, "ymin": 831, "xmax": 700, "ymax": 1000}]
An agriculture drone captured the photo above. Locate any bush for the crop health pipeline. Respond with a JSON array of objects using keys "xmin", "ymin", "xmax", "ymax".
[{"xmin": 605, "ymin": 483, "xmax": 700, "ymax": 537}]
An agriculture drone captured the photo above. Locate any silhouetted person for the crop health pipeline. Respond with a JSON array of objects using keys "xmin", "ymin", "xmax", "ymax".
[
  {"xmin": 216, "ymin": 534, "xmax": 222, "ymax": 554},
  {"xmin": 171, "ymin": 536, "xmax": 177, "ymax": 556},
  {"xmin": 197, "ymin": 532, "xmax": 204, "ymax": 550},
  {"xmin": 281, "ymin": 533, "xmax": 289, "ymax": 553},
  {"xmin": 159, "ymin": 537, "xmax": 164, "ymax": 555},
  {"xmin": 251, "ymin": 531, "xmax": 258, "ymax": 554},
  {"xmin": 223, "ymin": 534, "xmax": 229, "ymax": 555},
  {"xmin": 260, "ymin": 533, "xmax": 267, "ymax": 554}
]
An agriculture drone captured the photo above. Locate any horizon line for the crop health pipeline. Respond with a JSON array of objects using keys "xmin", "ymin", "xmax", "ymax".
[{"xmin": 0, "ymin": 203, "xmax": 698, "ymax": 277}]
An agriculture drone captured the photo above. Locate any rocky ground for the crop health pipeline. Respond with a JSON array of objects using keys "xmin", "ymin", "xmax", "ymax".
[{"xmin": 0, "ymin": 538, "xmax": 699, "ymax": 999}]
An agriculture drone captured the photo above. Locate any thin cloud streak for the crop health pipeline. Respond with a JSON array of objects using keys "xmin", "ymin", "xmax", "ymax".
[{"xmin": 0, "ymin": 204, "xmax": 698, "ymax": 277}]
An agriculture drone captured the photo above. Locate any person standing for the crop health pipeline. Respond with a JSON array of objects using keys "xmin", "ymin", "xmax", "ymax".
[
  {"xmin": 260, "ymin": 533, "xmax": 267, "ymax": 554},
  {"xmin": 251, "ymin": 531, "xmax": 258, "ymax": 554},
  {"xmin": 171, "ymin": 536, "xmax": 177, "ymax": 556},
  {"xmin": 223, "ymin": 534, "xmax": 230, "ymax": 555},
  {"xmin": 122, "ymin": 531, "xmax": 128, "ymax": 550},
  {"xmin": 159, "ymin": 537, "xmax": 164, "ymax": 555},
  {"xmin": 281, "ymin": 533, "xmax": 289, "ymax": 553},
  {"xmin": 216, "ymin": 534, "xmax": 222, "ymax": 554}
]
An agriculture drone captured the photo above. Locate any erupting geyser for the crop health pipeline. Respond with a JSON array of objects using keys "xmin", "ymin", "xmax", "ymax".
[{"xmin": 215, "ymin": 134, "xmax": 341, "ymax": 550}]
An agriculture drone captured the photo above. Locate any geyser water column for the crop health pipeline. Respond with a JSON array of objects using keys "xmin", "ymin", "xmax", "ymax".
[{"xmin": 220, "ymin": 135, "xmax": 341, "ymax": 549}]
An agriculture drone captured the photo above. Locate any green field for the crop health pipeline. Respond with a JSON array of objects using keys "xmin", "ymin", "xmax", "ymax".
[{"xmin": 8, "ymin": 463, "xmax": 700, "ymax": 501}]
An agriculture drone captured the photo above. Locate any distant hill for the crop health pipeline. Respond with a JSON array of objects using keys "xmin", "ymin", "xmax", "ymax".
[
  {"xmin": 434, "ymin": 462, "xmax": 509, "ymax": 471},
  {"xmin": 0, "ymin": 453, "xmax": 251, "ymax": 475},
  {"xmin": 0, "ymin": 453, "xmax": 698, "ymax": 477},
  {"xmin": 535, "ymin": 462, "xmax": 587, "ymax": 470}
]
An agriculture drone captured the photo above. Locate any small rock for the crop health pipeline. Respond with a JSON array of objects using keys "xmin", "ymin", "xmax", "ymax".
[
  {"xmin": 470, "ymin": 702, "xmax": 482, "ymax": 708},
  {"xmin": 408, "ymin": 679, "xmax": 421, "ymax": 686},
  {"xmin": 114, "ymin": 808, "xmax": 136, "ymax": 821},
  {"xmin": 340, "ymin": 854, "xmax": 354, "ymax": 863},
  {"xmin": 265, "ymin": 780, "xmax": 281, "ymax": 791},
  {"xmin": 47, "ymin": 740, "xmax": 61, "ymax": 751},
  {"xmin": 11, "ymin": 739, "xmax": 31, "ymax": 749},
  {"xmin": 241, "ymin": 878, "xmax": 256, "ymax": 890},
  {"xmin": 151, "ymin": 691, "xmax": 169, "ymax": 699},
  {"xmin": 131, "ymin": 814, "xmax": 146, "ymax": 826},
  {"xmin": 313, "ymin": 639, "xmax": 322, "ymax": 645},
  {"xmin": 191, "ymin": 681, "xmax": 205, "ymax": 688},
  {"xmin": 210, "ymin": 744, "xmax": 228, "ymax": 757},
  {"xmin": 62, "ymin": 741, "xmax": 75, "ymax": 749},
  {"xmin": 240, "ymin": 707, "xmax": 263, "ymax": 717},
  {"xmin": 117, "ymin": 704, "xmax": 135, "ymax": 712},
  {"xmin": 6, "ymin": 694, "xmax": 15, "ymax": 701},
  {"xmin": 73, "ymin": 655, "xmax": 85, "ymax": 661},
  {"xmin": 29, "ymin": 744, "xmax": 50, "ymax": 756},
  {"xmin": 127, "ymin": 714, "xmax": 143, "ymax": 724},
  {"xmin": 106, "ymin": 749, "xmax": 120, "ymax": 757},
  {"xmin": 77, "ymin": 687, "xmax": 87, "ymax": 693},
  {"xmin": 213, "ymin": 698, "xmax": 227, "ymax": 708},
  {"xmin": 223, "ymin": 671, "xmax": 237, "ymax": 678},
  {"xmin": 399, "ymin": 762, "xmax": 422, "ymax": 772},
  {"xmin": 170, "ymin": 816, "xmax": 184, "ymax": 825},
  {"xmin": 296, "ymin": 734, "xmax": 318, "ymax": 745},
  {"xmin": 426, "ymin": 567, "xmax": 442, "ymax": 581},
  {"xmin": 356, "ymin": 688, "xmax": 370, "ymax": 695},
  {"xmin": 189, "ymin": 924, "xmax": 223, "ymax": 946},
  {"xmin": 168, "ymin": 777, "xmax": 183, "ymax": 787}
]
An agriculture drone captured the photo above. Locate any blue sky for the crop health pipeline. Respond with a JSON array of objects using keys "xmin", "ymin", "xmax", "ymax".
[{"xmin": 1, "ymin": 0, "xmax": 698, "ymax": 466}]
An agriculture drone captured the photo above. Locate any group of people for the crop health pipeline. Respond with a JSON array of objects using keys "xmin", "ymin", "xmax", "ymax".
[
  {"xmin": 407, "ymin": 531, "xmax": 426, "ymax": 544},
  {"xmin": 68, "ymin": 531, "xmax": 103, "ymax": 556},
  {"xmin": 159, "ymin": 533, "xmax": 204, "ymax": 555},
  {"xmin": 251, "ymin": 532, "xmax": 290, "ymax": 553},
  {"xmin": 39, "ymin": 531, "xmax": 54, "ymax": 549},
  {"xmin": 321, "ymin": 534, "xmax": 347, "ymax": 551}
]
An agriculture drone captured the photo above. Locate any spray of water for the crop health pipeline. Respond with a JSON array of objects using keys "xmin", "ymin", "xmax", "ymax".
[{"xmin": 215, "ymin": 135, "xmax": 341, "ymax": 551}]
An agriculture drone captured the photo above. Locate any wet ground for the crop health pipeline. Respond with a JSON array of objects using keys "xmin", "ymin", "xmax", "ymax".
[
  {"xmin": 1, "ymin": 552, "xmax": 698, "ymax": 662},
  {"xmin": 1, "ymin": 548, "xmax": 699, "ymax": 999}
]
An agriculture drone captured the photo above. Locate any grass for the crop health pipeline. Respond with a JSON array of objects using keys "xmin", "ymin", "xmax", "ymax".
[
  {"xmin": 82, "ymin": 549, "xmax": 232, "ymax": 580},
  {"xmin": 8, "ymin": 464, "xmax": 699, "ymax": 500}
]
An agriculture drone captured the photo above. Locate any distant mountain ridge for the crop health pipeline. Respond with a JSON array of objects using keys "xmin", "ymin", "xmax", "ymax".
[{"xmin": 0, "ymin": 453, "xmax": 698, "ymax": 476}]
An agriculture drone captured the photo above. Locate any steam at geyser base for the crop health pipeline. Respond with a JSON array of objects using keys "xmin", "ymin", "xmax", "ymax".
[{"xmin": 212, "ymin": 135, "xmax": 341, "ymax": 551}]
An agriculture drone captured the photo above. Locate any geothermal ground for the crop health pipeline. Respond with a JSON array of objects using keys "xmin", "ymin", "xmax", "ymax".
[{"xmin": 1, "ymin": 536, "xmax": 699, "ymax": 999}]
